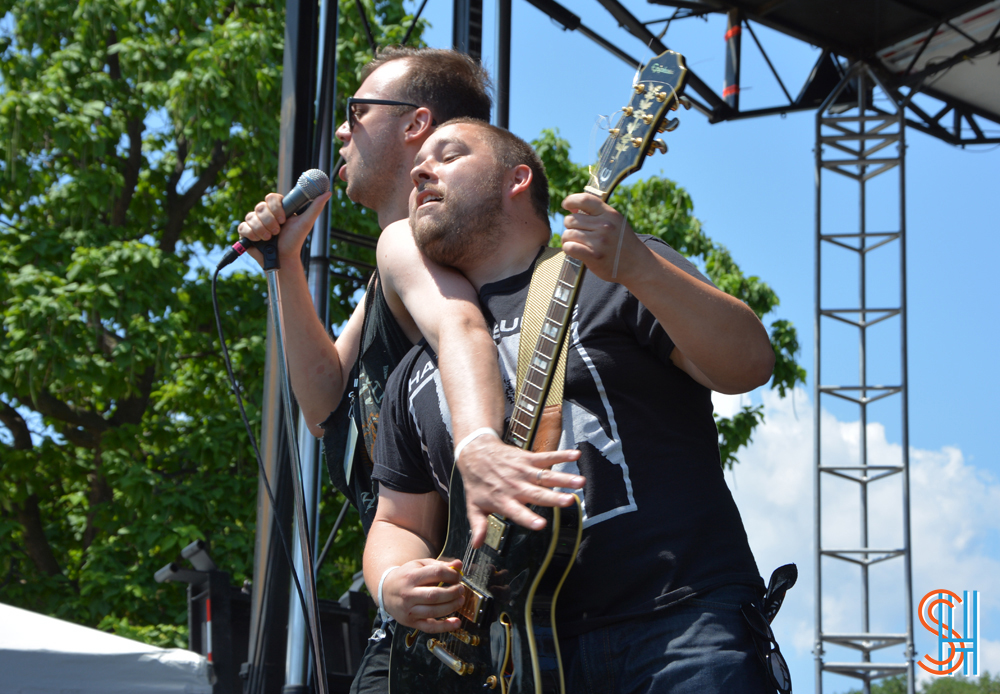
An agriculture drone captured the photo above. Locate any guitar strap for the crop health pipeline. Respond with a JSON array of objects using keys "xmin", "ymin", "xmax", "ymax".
[{"xmin": 515, "ymin": 246, "xmax": 570, "ymax": 452}]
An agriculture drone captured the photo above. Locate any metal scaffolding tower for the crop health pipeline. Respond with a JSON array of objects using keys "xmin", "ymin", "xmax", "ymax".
[{"xmin": 813, "ymin": 62, "xmax": 916, "ymax": 694}]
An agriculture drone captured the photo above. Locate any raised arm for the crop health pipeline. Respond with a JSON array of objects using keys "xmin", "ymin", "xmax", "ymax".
[
  {"xmin": 238, "ymin": 192, "xmax": 364, "ymax": 436},
  {"xmin": 377, "ymin": 220, "xmax": 584, "ymax": 547},
  {"xmin": 364, "ymin": 487, "xmax": 465, "ymax": 632},
  {"xmin": 561, "ymin": 193, "xmax": 774, "ymax": 394}
]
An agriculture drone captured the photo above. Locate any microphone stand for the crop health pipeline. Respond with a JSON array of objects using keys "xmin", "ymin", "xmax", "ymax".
[{"xmin": 259, "ymin": 239, "xmax": 329, "ymax": 694}]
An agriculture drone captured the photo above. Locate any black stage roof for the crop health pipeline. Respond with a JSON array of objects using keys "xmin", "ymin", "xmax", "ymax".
[
  {"xmin": 568, "ymin": 0, "xmax": 1000, "ymax": 143},
  {"xmin": 683, "ymin": 0, "xmax": 992, "ymax": 61}
]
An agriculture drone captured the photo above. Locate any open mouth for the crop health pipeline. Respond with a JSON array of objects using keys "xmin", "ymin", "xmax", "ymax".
[{"xmin": 416, "ymin": 189, "xmax": 443, "ymax": 208}]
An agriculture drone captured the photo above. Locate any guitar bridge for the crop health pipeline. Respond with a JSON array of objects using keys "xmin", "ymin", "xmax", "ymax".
[
  {"xmin": 427, "ymin": 639, "xmax": 475, "ymax": 676},
  {"xmin": 457, "ymin": 580, "xmax": 491, "ymax": 625}
]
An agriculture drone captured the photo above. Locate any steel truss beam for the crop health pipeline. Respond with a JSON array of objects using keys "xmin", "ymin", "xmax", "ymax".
[{"xmin": 814, "ymin": 62, "xmax": 916, "ymax": 694}]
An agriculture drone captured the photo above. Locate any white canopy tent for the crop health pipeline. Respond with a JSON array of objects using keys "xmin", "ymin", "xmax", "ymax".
[{"xmin": 0, "ymin": 602, "xmax": 213, "ymax": 694}]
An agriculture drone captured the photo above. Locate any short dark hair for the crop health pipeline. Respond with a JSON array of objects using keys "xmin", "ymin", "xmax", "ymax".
[
  {"xmin": 444, "ymin": 118, "xmax": 551, "ymax": 229},
  {"xmin": 362, "ymin": 47, "xmax": 493, "ymax": 124}
]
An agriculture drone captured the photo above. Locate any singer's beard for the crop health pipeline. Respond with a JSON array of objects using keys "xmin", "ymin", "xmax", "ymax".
[{"xmin": 410, "ymin": 172, "xmax": 504, "ymax": 270}]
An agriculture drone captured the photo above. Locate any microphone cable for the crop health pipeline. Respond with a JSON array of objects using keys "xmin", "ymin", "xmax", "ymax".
[{"xmin": 211, "ymin": 244, "xmax": 319, "ymax": 691}]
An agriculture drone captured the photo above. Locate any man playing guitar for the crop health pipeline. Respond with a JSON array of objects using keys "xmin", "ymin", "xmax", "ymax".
[{"xmin": 366, "ymin": 119, "xmax": 781, "ymax": 693}]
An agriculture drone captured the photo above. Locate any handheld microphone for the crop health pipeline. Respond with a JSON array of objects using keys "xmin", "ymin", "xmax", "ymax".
[{"xmin": 217, "ymin": 169, "xmax": 331, "ymax": 270}]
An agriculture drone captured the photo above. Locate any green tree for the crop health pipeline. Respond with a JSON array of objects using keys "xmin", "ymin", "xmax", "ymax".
[
  {"xmin": 0, "ymin": 0, "xmax": 422, "ymax": 645},
  {"xmin": 845, "ymin": 672, "xmax": 1000, "ymax": 694},
  {"xmin": 535, "ymin": 129, "xmax": 806, "ymax": 467}
]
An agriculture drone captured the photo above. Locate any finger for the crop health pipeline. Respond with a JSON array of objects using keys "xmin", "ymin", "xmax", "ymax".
[
  {"xmin": 411, "ymin": 615, "xmax": 463, "ymax": 634},
  {"xmin": 468, "ymin": 507, "xmax": 488, "ymax": 549},
  {"xmin": 409, "ymin": 583, "xmax": 465, "ymax": 607},
  {"xmin": 534, "ymin": 467, "xmax": 586, "ymax": 490},
  {"xmin": 499, "ymin": 501, "xmax": 547, "ymax": 531},
  {"xmin": 411, "ymin": 560, "xmax": 463, "ymax": 586},
  {"xmin": 299, "ymin": 191, "xmax": 332, "ymax": 226},
  {"xmin": 255, "ymin": 200, "xmax": 281, "ymax": 235},
  {"xmin": 264, "ymin": 192, "xmax": 286, "ymax": 226},
  {"xmin": 237, "ymin": 221, "xmax": 259, "ymax": 241},
  {"xmin": 520, "ymin": 484, "xmax": 579, "ymax": 509},
  {"xmin": 562, "ymin": 192, "xmax": 606, "ymax": 216},
  {"xmin": 244, "ymin": 210, "xmax": 273, "ymax": 241}
]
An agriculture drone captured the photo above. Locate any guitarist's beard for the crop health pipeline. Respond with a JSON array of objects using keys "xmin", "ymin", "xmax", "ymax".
[{"xmin": 410, "ymin": 172, "xmax": 504, "ymax": 269}]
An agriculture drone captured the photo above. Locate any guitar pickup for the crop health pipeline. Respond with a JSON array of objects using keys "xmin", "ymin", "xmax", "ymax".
[
  {"xmin": 458, "ymin": 580, "xmax": 491, "ymax": 625},
  {"xmin": 484, "ymin": 515, "xmax": 509, "ymax": 553}
]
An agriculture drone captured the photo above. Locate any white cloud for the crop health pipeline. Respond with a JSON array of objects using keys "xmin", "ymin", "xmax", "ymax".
[{"xmin": 715, "ymin": 387, "xmax": 1000, "ymax": 692}]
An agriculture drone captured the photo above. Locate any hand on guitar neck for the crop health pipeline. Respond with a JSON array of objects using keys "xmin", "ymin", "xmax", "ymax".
[{"xmin": 453, "ymin": 435, "xmax": 583, "ymax": 548}]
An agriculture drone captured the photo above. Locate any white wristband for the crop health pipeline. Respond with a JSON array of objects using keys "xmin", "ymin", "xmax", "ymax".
[
  {"xmin": 453, "ymin": 427, "xmax": 501, "ymax": 464},
  {"xmin": 371, "ymin": 565, "xmax": 400, "ymax": 642}
]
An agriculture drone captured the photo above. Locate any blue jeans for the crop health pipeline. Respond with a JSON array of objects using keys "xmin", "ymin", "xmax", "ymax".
[{"xmin": 560, "ymin": 585, "xmax": 776, "ymax": 694}]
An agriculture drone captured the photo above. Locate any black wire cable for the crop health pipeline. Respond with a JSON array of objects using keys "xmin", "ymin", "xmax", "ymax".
[
  {"xmin": 316, "ymin": 498, "xmax": 351, "ymax": 571},
  {"xmin": 354, "ymin": 0, "xmax": 377, "ymax": 53},
  {"xmin": 211, "ymin": 263, "xmax": 319, "ymax": 690},
  {"xmin": 402, "ymin": 0, "xmax": 429, "ymax": 46}
]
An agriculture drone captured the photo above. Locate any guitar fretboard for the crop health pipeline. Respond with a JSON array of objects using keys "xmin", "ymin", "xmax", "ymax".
[{"xmin": 505, "ymin": 256, "xmax": 584, "ymax": 450}]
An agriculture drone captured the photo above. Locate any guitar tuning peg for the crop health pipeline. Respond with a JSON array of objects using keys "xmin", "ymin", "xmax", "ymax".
[
  {"xmin": 642, "ymin": 114, "xmax": 654, "ymax": 125},
  {"xmin": 634, "ymin": 83, "xmax": 646, "ymax": 95},
  {"xmin": 649, "ymin": 139, "xmax": 668, "ymax": 155},
  {"xmin": 609, "ymin": 128, "xmax": 620, "ymax": 136},
  {"xmin": 630, "ymin": 137, "xmax": 643, "ymax": 148},
  {"xmin": 622, "ymin": 106, "xmax": 633, "ymax": 117},
  {"xmin": 658, "ymin": 117, "xmax": 680, "ymax": 133},
  {"xmin": 678, "ymin": 95, "xmax": 692, "ymax": 110},
  {"xmin": 655, "ymin": 90, "xmax": 668, "ymax": 103}
]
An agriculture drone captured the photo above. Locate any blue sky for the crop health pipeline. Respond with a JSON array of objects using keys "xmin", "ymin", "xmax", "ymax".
[{"xmin": 405, "ymin": 1, "xmax": 999, "ymax": 690}]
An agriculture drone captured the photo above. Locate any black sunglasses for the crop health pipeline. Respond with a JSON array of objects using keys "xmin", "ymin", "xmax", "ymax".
[
  {"xmin": 742, "ymin": 603, "xmax": 792, "ymax": 694},
  {"xmin": 346, "ymin": 97, "xmax": 420, "ymax": 131}
]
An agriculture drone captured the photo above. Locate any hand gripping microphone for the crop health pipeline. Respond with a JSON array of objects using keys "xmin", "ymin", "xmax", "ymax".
[{"xmin": 217, "ymin": 169, "xmax": 331, "ymax": 271}]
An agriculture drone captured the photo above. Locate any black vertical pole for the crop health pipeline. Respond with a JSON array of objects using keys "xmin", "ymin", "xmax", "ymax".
[
  {"xmin": 724, "ymin": 9, "xmax": 741, "ymax": 110},
  {"xmin": 496, "ymin": 0, "xmax": 512, "ymax": 128},
  {"xmin": 453, "ymin": 0, "xmax": 484, "ymax": 62}
]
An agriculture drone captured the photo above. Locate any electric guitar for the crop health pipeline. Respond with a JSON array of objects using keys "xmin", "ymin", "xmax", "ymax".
[{"xmin": 389, "ymin": 49, "xmax": 690, "ymax": 694}]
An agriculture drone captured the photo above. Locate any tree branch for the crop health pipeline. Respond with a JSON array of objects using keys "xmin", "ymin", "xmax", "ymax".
[
  {"xmin": 27, "ymin": 389, "xmax": 110, "ymax": 434},
  {"xmin": 106, "ymin": 29, "xmax": 145, "ymax": 228},
  {"xmin": 109, "ymin": 365, "xmax": 156, "ymax": 426},
  {"xmin": 111, "ymin": 116, "xmax": 145, "ymax": 227},
  {"xmin": 82, "ymin": 445, "xmax": 112, "ymax": 552},
  {"xmin": 14, "ymin": 494, "xmax": 63, "ymax": 576},
  {"xmin": 0, "ymin": 401, "xmax": 33, "ymax": 450},
  {"xmin": 160, "ymin": 139, "xmax": 229, "ymax": 254}
]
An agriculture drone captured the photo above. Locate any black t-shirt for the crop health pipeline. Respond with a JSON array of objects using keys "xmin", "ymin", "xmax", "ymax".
[
  {"xmin": 321, "ymin": 270, "xmax": 414, "ymax": 533},
  {"xmin": 373, "ymin": 237, "xmax": 763, "ymax": 637}
]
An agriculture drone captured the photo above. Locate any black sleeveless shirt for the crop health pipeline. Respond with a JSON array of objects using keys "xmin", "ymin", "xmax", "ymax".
[{"xmin": 321, "ymin": 269, "xmax": 413, "ymax": 533}]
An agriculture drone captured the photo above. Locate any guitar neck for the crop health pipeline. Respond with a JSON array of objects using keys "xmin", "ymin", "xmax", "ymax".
[
  {"xmin": 502, "ymin": 50, "xmax": 687, "ymax": 454},
  {"xmin": 504, "ymin": 255, "xmax": 586, "ymax": 451}
]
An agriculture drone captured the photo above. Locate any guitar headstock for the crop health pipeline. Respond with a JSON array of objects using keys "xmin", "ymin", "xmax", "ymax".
[{"xmin": 584, "ymin": 50, "xmax": 689, "ymax": 201}]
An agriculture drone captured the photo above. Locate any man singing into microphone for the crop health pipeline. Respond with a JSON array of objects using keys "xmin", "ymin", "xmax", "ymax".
[{"xmin": 237, "ymin": 48, "xmax": 582, "ymax": 693}]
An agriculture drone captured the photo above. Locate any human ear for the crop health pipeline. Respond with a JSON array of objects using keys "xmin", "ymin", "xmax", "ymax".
[
  {"xmin": 509, "ymin": 164, "xmax": 533, "ymax": 199},
  {"xmin": 403, "ymin": 107, "xmax": 435, "ymax": 143}
]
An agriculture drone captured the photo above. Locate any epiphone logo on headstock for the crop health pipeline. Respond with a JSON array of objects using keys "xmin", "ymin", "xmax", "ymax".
[
  {"xmin": 650, "ymin": 64, "xmax": 675, "ymax": 75},
  {"xmin": 599, "ymin": 166, "xmax": 613, "ymax": 182}
]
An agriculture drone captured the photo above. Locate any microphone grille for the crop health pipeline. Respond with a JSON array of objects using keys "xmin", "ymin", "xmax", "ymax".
[{"xmin": 297, "ymin": 169, "xmax": 331, "ymax": 199}]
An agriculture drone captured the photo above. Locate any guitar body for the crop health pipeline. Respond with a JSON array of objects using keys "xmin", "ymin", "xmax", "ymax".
[{"xmin": 389, "ymin": 465, "xmax": 582, "ymax": 694}]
